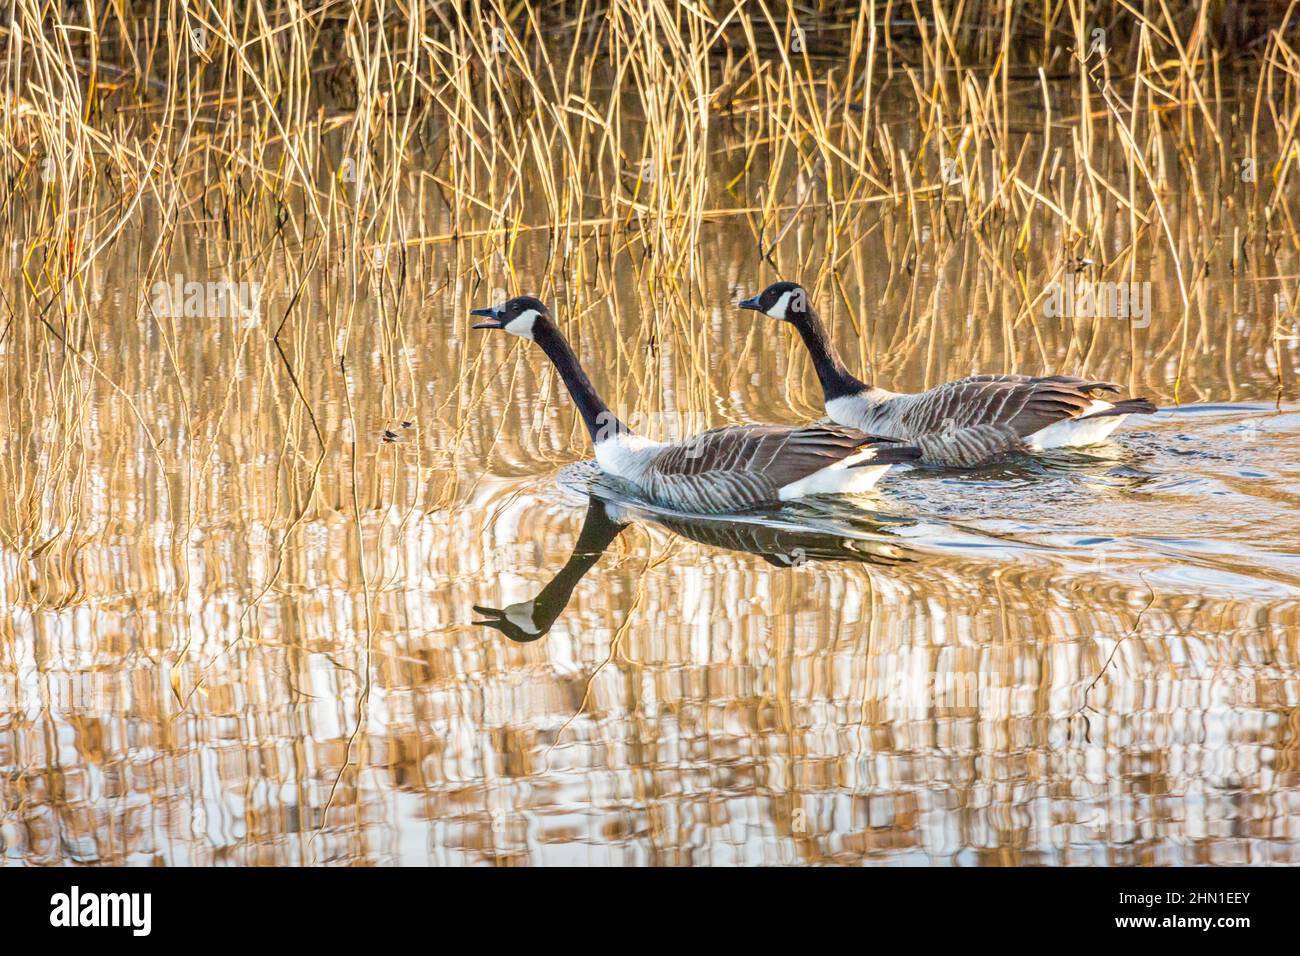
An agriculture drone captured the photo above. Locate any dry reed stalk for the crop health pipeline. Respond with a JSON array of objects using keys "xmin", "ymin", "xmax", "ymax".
[{"xmin": 0, "ymin": 1, "xmax": 1295, "ymax": 597}]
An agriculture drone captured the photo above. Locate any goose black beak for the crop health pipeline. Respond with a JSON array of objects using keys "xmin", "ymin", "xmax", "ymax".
[
  {"xmin": 472, "ymin": 605, "xmax": 545, "ymax": 643},
  {"xmin": 472, "ymin": 604, "xmax": 505, "ymax": 625},
  {"xmin": 738, "ymin": 295, "xmax": 762, "ymax": 312},
  {"xmin": 471, "ymin": 306, "xmax": 504, "ymax": 329}
]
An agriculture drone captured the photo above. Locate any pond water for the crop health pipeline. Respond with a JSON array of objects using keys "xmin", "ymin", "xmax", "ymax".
[{"xmin": 1, "ymin": 67, "xmax": 1298, "ymax": 866}]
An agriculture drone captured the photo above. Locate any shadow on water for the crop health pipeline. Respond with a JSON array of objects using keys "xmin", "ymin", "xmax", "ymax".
[{"xmin": 473, "ymin": 482, "xmax": 917, "ymax": 642}]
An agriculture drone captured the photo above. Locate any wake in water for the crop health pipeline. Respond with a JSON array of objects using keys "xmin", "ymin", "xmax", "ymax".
[{"xmin": 537, "ymin": 403, "xmax": 1300, "ymax": 600}]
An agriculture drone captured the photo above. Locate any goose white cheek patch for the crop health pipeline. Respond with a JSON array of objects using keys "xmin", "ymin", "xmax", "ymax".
[
  {"xmin": 505, "ymin": 309, "xmax": 540, "ymax": 339},
  {"xmin": 505, "ymin": 602, "xmax": 540, "ymax": 634},
  {"xmin": 767, "ymin": 291, "xmax": 793, "ymax": 320}
]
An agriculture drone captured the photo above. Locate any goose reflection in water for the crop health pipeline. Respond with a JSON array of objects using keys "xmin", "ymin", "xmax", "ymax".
[{"xmin": 473, "ymin": 494, "xmax": 912, "ymax": 643}]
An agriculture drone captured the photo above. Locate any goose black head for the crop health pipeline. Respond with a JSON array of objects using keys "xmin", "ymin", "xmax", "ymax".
[
  {"xmin": 471, "ymin": 295, "xmax": 551, "ymax": 339},
  {"xmin": 739, "ymin": 281, "xmax": 809, "ymax": 322}
]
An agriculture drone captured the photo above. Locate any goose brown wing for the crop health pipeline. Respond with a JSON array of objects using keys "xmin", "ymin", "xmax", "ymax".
[
  {"xmin": 899, "ymin": 375, "xmax": 1120, "ymax": 438},
  {"xmin": 644, "ymin": 424, "xmax": 879, "ymax": 513},
  {"xmin": 653, "ymin": 423, "xmax": 872, "ymax": 481}
]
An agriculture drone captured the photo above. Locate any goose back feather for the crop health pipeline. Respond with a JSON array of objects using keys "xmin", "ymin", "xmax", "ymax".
[
  {"xmin": 640, "ymin": 423, "xmax": 914, "ymax": 513},
  {"xmin": 831, "ymin": 376, "xmax": 1156, "ymax": 464},
  {"xmin": 851, "ymin": 375, "xmax": 1119, "ymax": 437}
]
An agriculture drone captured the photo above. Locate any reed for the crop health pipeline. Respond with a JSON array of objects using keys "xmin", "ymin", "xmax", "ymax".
[{"xmin": 1, "ymin": 1, "xmax": 1297, "ymax": 600}]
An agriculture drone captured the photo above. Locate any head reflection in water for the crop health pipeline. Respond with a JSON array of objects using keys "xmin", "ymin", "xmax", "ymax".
[
  {"xmin": 473, "ymin": 495, "xmax": 911, "ymax": 643},
  {"xmin": 473, "ymin": 499, "xmax": 627, "ymax": 642}
]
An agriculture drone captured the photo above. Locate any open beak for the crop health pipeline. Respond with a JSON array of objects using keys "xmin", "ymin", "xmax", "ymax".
[
  {"xmin": 472, "ymin": 604, "xmax": 545, "ymax": 643},
  {"xmin": 471, "ymin": 306, "xmax": 504, "ymax": 330},
  {"xmin": 472, "ymin": 604, "xmax": 506, "ymax": 626},
  {"xmin": 738, "ymin": 295, "xmax": 762, "ymax": 312}
]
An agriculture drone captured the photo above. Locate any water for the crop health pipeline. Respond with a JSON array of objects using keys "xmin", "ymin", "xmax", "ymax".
[
  {"xmin": 453, "ymin": 403, "xmax": 1299, "ymax": 865},
  {"xmin": 2, "ymin": 87, "xmax": 1299, "ymax": 866}
]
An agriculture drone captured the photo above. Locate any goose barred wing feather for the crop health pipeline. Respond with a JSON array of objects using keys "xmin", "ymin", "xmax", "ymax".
[
  {"xmin": 958, "ymin": 373, "xmax": 1121, "ymax": 394},
  {"xmin": 913, "ymin": 423, "xmax": 1027, "ymax": 467},
  {"xmin": 645, "ymin": 424, "xmax": 875, "ymax": 513},
  {"xmin": 896, "ymin": 375, "xmax": 1119, "ymax": 438}
]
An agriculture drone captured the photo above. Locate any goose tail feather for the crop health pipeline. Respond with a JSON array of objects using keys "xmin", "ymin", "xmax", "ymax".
[{"xmin": 1081, "ymin": 397, "xmax": 1157, "ymax": 419}]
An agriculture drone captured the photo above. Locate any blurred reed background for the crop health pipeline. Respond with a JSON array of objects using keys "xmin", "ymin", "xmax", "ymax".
[{"xmin": 0, "ymin": 1, "xmax": 1298, "ymax": 864}]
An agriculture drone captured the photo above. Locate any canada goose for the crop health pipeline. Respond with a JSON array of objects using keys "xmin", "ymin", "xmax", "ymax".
[
  {"xmin": 739, "ymin": 281, "xmax": 1158, "ymax": 467},
  {"xmin": 470, "ymin": 296, "xmax": 921, "ymax": 514},
  {"xmin": 474, "ymin": 495, "xmax": 908, "ymax": 642}
]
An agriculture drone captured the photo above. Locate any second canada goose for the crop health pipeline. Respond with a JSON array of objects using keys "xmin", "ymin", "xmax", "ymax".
[
  {"xmin": 470, "ymin": 296, "xmax": 921, "ymax": 515},
  {"xmin": 739, "ymin": 281, "xmax": 1158, "ymax": 467}
]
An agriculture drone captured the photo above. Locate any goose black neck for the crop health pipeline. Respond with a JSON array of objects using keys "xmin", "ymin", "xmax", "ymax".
[
  {"xmin": 790, "ymin": 307, "xmax": 867, "ymax": 400},
  {"xmin": 532, "ymin": 318, "xmax": 628, "ymax": 443}
]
